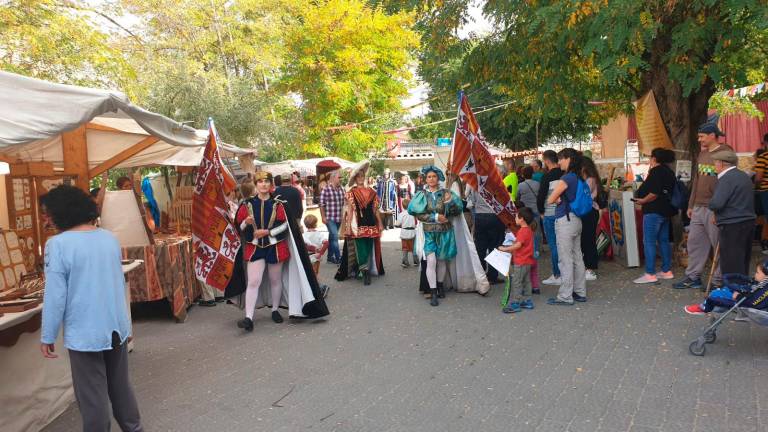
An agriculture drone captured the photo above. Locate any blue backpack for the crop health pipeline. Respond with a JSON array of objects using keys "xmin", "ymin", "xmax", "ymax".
[{"xmin": 570, "ymin": 178, "xmax": 594, "ymax": 217}]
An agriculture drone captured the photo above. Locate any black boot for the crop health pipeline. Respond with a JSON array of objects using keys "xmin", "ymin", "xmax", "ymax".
[
  {"xmin": 237, "ymin": 317, "xmax": 254, "ymax": 332},
  {"xmin": 363, "ymin": 269, "xmax": 371, "ymax": 285},
  {"xmin": 414, "ymin": 254, "xmax": 419, "ymax": 265},
  {"xmin": 437, "ymin": 282, "xmax": 445, "ymax": 298},
  {"xmin": 430, "ymin": 289, "xmax": 439, "ymax": 306},
  {"xmin": 271, "ymin": 310, "xmax": 284, "ymax": 323}
]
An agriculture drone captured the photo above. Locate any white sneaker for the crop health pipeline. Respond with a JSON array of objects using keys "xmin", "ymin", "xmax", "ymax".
[
  {"xmin": 585, "ymin": 270, "xmax": 597, "ymax": 281},
  {"xmin": 543, "ymin": 275, "xmax": 562, "ymax": 285}
]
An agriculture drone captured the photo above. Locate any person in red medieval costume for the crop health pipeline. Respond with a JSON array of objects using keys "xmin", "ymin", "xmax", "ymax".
[
  {"xmin": 232, "ymin": 171, "xmax": 329, "ymax": 332},
  {"xmin": 334, "ymin": 160, "xmax": 385, "ymax": 285}
]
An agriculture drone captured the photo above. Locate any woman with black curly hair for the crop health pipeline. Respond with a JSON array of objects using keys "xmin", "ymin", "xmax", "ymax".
[{"xmin": 39, "ymin": 185, "xmax": 143, "ymax": 432}]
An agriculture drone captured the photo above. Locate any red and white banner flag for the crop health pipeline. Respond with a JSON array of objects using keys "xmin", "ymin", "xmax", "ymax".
[
  {"xmin": 192, "ymin": 119, "xmax": 240, "ymax": 292},
  {"xmin": 449, "ymin": 92, "xmax": 517, "ymax": 228}
]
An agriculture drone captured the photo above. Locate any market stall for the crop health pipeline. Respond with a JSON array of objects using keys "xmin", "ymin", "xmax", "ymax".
[
  {"xmin": 0, "ymin": 226, "xmax": 143, "ymax": 432},
  {"xmin": 0, "ymin": 72, "xmax": 257, "ymax": 323},
  {"xmin": 0, "ymin": 303, "xmax": 71, "ymax": 432}
]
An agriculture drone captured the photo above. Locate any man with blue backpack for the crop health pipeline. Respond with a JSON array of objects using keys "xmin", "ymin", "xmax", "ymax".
[{"xmin": 546, "ymin": 148, "xmax": 591, "ymax": 305}]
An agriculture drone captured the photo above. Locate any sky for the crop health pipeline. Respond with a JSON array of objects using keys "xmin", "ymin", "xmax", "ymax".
[{"xmin": 403, "ymin": 0, "xmax": 493, "ymax": 119}]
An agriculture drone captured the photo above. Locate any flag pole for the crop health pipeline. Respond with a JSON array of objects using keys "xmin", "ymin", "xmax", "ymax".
[{"xmin": 446, "ymin": 90, "xmax": 463, "ymax": 190}]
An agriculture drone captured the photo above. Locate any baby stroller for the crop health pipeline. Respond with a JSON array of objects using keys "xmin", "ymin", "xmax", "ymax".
[{"xmin": 689, "ymin": 273, "xmax": 768, "ymax": 356}]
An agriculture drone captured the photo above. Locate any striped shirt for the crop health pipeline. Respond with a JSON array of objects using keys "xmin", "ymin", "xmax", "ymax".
[{"xmin": 755, "ymin": 150, "xmax": 768, "ymax": 191}]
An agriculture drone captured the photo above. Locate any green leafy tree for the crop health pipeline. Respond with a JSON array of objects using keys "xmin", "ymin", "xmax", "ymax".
[
  {"xmin": 387, "ymin": 0, "xmax": 768, "ymax": 154},
  {"xmin": 282, "ymin": 0, "xmax": 419, "ymax": 160},
  {"xmin": 0, "ymin": 0, "xmax": 135, "ymax": 92},
  {"xmin": 116, "ymin": 0, "xmax": 308, "ymax": 150}
]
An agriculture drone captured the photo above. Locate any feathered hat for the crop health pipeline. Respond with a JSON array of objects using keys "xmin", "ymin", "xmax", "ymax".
[
  {"xmin": 348, "ymin": 160, "xmax": 371, "ymax": 186},
  {"xmin": 420, "ymin": 164, "xmax": 445, "ymax": 181}
]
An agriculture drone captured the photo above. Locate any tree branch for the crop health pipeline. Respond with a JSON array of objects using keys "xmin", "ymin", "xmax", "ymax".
[
  {"xmin": 59, "ymin": 1, "xmax": 144, "ymax": 46},
  {"xmin": 90, "ymin": 10, "xmax": 144, "ymax": 46}
]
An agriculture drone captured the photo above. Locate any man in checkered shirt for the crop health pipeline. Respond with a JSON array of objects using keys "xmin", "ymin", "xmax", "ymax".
[{"xmin": 320, "ymin": 171, "xmax": 345, "ymax": 264}]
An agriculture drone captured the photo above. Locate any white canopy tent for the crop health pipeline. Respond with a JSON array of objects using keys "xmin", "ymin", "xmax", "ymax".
[
  {"xmin": 255, "ymin": 157, "xmax": 355, "ymax": 177},
  {"xmin": 0, "ymin": 115, "xmax": 259, "ymax": 171},
  {"xmin": 0, "ymin": 71, "xmax": 205, "ymax": 148},
  {"xmin": 0, "ymin": 71, "xmax": 259, "ymax": 183}
]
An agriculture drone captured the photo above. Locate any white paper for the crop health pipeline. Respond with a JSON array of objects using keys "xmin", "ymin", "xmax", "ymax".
[
  {"xmin": 502, "ymin": 232, "xmax": 516, "ymax": 246},
  {"xmin": 676, "ymin": 160, "xmax": 692, "ymax": 182},
  {"xmin": 484, "ymin": 249, "xmax": 512, "ymax": 277}
]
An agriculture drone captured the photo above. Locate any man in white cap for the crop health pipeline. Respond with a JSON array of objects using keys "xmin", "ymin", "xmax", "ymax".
[{"xmin": 709, "ymin": 148, "xmax": 756, "ymax": 276}]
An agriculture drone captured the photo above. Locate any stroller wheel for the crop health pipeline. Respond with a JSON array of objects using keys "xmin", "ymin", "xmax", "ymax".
[
  {"xmin": 704, "ymin": 330, "xmax": 717, "ymax": 344},
  {"xmin": 689, "ymin": 339, "xmax": 706, "ymax": 356}
]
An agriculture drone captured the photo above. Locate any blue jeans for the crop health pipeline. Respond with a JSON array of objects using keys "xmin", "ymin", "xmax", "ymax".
[
  {"xmin": 533, "ymin": 214, "xmax": 542, "ymax": 259},
  {"xmin": 642, "ymin": 213, "xmax": 671, "ymax": 275},
  {"xmin": 543, "ymin": 215, "xmax": 560, "ymax": 277},
  {"xmin": 326, "ymin": 220, "xmax": 341, "ymax": 262}
]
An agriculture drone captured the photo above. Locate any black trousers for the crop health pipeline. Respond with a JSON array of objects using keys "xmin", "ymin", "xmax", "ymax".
[
  {"xmin": 473, "ymin": 213, "xmax": 506, "ymax": 282},
  {"xmin": 719, "ymin": 220, "xmax": 755, "ymax": 276},
  {"xmin": 69, "ymin": 332, "xmax": 143, "ymax": 432},
  {"xmin": 580, "ymin": 208, "xmax": 599, "ymax": 270}
]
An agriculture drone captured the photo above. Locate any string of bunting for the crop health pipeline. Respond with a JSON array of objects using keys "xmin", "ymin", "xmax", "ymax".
[{"xmin": 717, "ymin": 82, "xmax": 767, "ymax": 98}]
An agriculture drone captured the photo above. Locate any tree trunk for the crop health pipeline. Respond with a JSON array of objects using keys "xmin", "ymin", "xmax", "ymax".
[
  {"xmin": 640, "ymin": 12, "xmax": 716, "ymax": 162},
  {"xmin": 642, "ymin": 71, "xmax": 713, "ymax": 161}
]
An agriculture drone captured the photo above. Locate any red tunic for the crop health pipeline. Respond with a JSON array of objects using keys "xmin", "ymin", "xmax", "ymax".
[{"xmin": 235, "ymin": 197, "xmax": 290, "ymax": 263}]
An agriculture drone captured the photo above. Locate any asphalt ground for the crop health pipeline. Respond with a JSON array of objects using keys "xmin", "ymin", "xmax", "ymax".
[{"xmin": 44, "ymin": 229, "xmax": 768, "ymax": 432}]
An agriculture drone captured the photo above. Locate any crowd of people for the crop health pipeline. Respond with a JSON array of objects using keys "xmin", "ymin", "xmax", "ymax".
[{"xmin": 36, "ymin": 123, "xmax": 768, "ymax": 430}]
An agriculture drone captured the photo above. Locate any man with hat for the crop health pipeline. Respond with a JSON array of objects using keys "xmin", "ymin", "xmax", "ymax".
[
  {"xmin": 673, "ymin": 120, "xmax": 733, "ymax": 290},
  {"xmin": 708, "ymin": 148, "xmax": 756, "ymax": 276}
]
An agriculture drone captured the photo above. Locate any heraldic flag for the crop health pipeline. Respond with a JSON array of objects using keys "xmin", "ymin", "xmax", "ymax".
[
  {"xmin": 192, "ymin": 119, "xmax": 240, "ymax": 292},
  {"xmin": 449, "ymin": 91, "xmax": 516, "ymax": 228}
]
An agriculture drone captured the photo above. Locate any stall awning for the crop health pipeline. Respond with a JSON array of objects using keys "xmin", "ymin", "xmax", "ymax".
[
  {"xmin": 255, "ymin": 157, "xmax": 355, "ymax": 177},
  {"xmin": 0, "ymin": 116, "xmax": 258, "ymax": 172},
  {"xmin": 0, "ymin": 71, "xmax": 206, "ymax": 148},
  {"xmin": 0, "ymin": 72, "xmax": 258, "ymax": 176}
]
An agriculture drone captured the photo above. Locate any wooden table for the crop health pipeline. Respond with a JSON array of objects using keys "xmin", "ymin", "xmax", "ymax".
[
  {"xmin": 123, "ymin": 235, "xmax": 202, "ymax": 322},
  {"xmin": 0, "ymin": 262, "xmax": 144, "ymax": 432}
]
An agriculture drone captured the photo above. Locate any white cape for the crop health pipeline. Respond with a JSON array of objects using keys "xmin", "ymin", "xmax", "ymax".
[
  {"xmin": 414, "ymin": 213, "xmax": 490, "ymax": 295},
  {"xmin": 242, "ymin": 225, "xmax": 318, "ymax": 317}
]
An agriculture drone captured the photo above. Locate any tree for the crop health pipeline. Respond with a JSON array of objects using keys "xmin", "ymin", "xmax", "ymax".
[
  {"xmin": 116, "ymin": 0, "xmax": 308, "ymax": 149},
  {"xmin": 281, "ymin": 0, "xmax": 419, "ymax": 160},
  {"xmin": 475, "ymin": 0, "xmax": 768, "ymax": 154},
  {"xmin": 387, "ymin": 0, "xmax": 768, "ymax": 154},
  {"xmin": 0, "ymin": 0, "xmax": 135, "ymax": 91}
]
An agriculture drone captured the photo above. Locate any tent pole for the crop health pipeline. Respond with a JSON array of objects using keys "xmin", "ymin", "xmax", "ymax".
[{"xmin": 61, "ymin": 125, "xmax": 90, "ymax": 191}]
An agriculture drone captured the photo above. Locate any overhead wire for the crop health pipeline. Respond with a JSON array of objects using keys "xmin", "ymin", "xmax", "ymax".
[
  {"xmin": 329, "ymin": 81, "xmax": 500, "ymax": 130},
  {"xmin": 384, "ymin": 99, "xmax": 517, "ymax": 134}
]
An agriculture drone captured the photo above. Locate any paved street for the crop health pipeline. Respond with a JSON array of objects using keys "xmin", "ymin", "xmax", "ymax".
[{"xmin": 45, "ymin": 229, "xmax": 768, "ymax": 432}]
